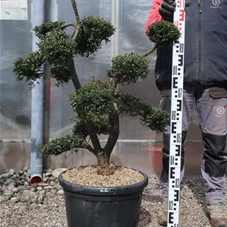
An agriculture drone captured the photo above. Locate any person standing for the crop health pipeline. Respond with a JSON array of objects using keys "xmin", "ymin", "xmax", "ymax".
[{"xmin": 145, "ymin": 0, "xmax": 227, "ymax": 226}]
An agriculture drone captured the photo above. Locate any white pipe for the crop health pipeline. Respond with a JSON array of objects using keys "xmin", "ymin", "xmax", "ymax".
[
  {"xmin": 111, "ymin": 0, "xmax": 120, "ymax": 58},
  {"xmin": 30, "ymin": 0, "xmax": 45, "ymax": 184}
]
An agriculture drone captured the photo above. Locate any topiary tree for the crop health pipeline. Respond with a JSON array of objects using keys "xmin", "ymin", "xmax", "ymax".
[{"xmin": 13, "ymin": 0, "xmax": 180, "ymax": 175}]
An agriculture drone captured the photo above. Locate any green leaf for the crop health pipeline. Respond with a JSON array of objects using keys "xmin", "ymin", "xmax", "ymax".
[
  {"xmin": 70, "ymin": 79, "xmax": 116, "ymax": 128},
  {"xmin": 13, "ymin": 51, "xmax": 44, "ymax": 88},
  {"xmin": 147, "ymin": 21, "xmax": 181, "ymax": 46},
  {"xmin": 38, "ymin": 30, "xmax": 76, "ymax": 84},
  {"xmin": 142, "ymin": 107, "xmax": 170, "ymax": 132},
  {"xmin": 118, "ymin": 93, "xmax": 169, "ymax": 132},
  {"xmin": 33, "ymin": 21, "xmax": 66, "ymax": 40},
  {"xmin": 74, "ymin": 16, "xmax": 115, "ymax": 57},
  {"xmin": 42, "ymin": 135, "xmax": 86, "ymax": 156},
  {"xmin": 108, "ymin": 53, "xmax": 149, "ymax": 84}
]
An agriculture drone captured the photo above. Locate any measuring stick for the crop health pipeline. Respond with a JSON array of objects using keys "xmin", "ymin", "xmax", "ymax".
[{"xmin": 167, "ymin": 0, "xmax": 186, "ymax": 226}]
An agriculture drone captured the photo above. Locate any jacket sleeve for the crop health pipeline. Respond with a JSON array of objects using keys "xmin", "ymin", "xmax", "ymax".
[{"xmin": 145, "ymin": 0, "xmax": 163, "ymax": 31}]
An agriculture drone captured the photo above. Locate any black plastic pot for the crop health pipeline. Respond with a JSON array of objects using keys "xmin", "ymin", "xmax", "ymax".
[{"xmin": 59, "ymin": 167, "xmax": 148, "ymax": 227}]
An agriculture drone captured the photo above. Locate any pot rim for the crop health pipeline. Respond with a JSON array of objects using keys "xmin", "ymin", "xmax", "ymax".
[{"xmin": 58, "ymin": 165, "xmax": 148, "ymax": 196}]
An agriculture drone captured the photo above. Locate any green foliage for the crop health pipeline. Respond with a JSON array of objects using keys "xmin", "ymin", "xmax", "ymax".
[
  {"xmin": 75, "ymin": 16, "xmax": 115, "ymax": 57},
  {"xmin": 72, "ymin": 121, "xmax": 89, "ymax": 138},
  {"xmin": 108, "ymin": 53, "xmax": 149, "ymax": 84},
  {"xmin": 33, "ymin": 21, "xmax": 66, "ymax": 40},
  {"xmin": 73, "ymin": 120, "xmax": 111, "ymax": 137},
  {"xmin": 70, "ymin": 79, "xmax": 116, "ymax": 127},
  {"xmin": 14, "ymin": 17, "xmax": 115, "ymax": 86},
  {"xmin": 49, "ymin": 63, "xmax": 72, "ymax": 86},
  {"xmin": 142, "ymin": 107, "xmax": 170, "ymax": 132},
  {"xmin": 13, "ymin": 51, "xmax": 44, "ymax": 87},
  {"xmin": 37, "ymin": 30, "xmax": 76, "ymax": 85},
  {"xmin": 38, "ymin": 30, "xmax": 75, "ymax": 64},
  {"xmin": 42, "ymin": 135, "xmax": 86, "ymax": 156},
  {"xmin": 118, "ymin": 93, "xmax": 169, "ymax": 132},
  {"xmin": 147, "ymin": 21, "xmax": 180, "ymax": 46},
  {"xmin": 118, "ymin": 93, "xmax": 150, "ymax": 116}
]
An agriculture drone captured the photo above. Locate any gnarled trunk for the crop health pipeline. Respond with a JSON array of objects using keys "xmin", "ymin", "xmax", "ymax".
[
  {"xmin": 96, "ymin": 152, "xmax": 115, "ymax": 175},
  {"xmin": 97, "ymin": 152, "xmax": 111, "ymax": 167}
]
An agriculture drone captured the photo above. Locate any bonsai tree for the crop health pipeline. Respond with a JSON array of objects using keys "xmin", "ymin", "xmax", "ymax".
[{"xmin": 13, "ymin": 0, "xmax": 180, "ymax": 175}]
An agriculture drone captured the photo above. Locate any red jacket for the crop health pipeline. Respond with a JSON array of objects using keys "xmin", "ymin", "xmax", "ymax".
[{"xmin": 145, "ymin": 0, "xmax": 162, "ymax": 31}]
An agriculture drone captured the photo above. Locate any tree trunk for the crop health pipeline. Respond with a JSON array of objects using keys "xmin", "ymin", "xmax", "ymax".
[
  {"xmin": 97, "ymin": 152, "xmax": 111, "ymax": 167},
  {"xmin": 96, "ymin": 152, "xmax": 115, "ymax": 175}
]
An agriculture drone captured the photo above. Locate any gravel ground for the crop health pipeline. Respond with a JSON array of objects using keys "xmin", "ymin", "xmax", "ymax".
[
  {"xmin": 140, "ymin": 175, "xmax": 227, "ymax": 227},
  {"xmin": 0, "ymin": 169, "xmax": 226, "ymax": 227}
]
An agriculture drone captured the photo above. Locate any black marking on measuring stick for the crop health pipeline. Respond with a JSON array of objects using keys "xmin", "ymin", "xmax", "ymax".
[{"xmin": 167, "ymin": 0, "xmax": 186, "ymax": 226}]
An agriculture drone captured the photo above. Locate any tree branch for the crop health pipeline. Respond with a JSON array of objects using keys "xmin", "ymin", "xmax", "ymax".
[
  {"xmin": 104, "ymin": 113, "xmax": 119, "ymax": 156},
  {"xmin": 72, "ymin": 23, "xmax": 82, "ymax": 41},
  {"xmin": 111, "ymin": 76, "xmax": 118, "ymax": 89},
  {"xmin": 61, "ymin": 23, "xmax": 76, "ymax": 30},
  {"xmin": 71, "ymin": 0, "xmax": 81, "ymax": 23},
  {"xmin": 86, "ymin": 124, "xmax": 103, "ymax": 154},
  {"xmin": 142, "ymin": 44, "xmax": 158, "ymax": 57},
  {"xmin": 82, "ymin": 143, "xmax": 96, "ymax": 155},
  {"xmin": 70, "ymin": 59, "xmax": 81, "ymax": 90},
  {"xmin": 69, "ymin": 0, "xmax": 110, "ymax": 161}
]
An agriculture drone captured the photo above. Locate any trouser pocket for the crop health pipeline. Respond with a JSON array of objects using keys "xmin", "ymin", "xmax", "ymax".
[{"xmin": 209, "ymin": 87, "xmax": 227, "ymax": 99}]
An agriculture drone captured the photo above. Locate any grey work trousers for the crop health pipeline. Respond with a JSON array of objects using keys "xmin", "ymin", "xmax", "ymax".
[{"xmin": 159, "ymin": 86, "xmax": 227, "ymax": 205}]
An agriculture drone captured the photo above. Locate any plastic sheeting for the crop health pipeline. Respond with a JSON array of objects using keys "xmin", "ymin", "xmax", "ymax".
[
  {"xmin": 0, "ymin": 0, "xmax": 206, "ymax": 174},
  {"xmin": 0, "ymin": 12, "xmax": 31, "ymax": 140},
  {"xmin": 0, "ymin": 0, "xmax": 200, "ymax": 141}
]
